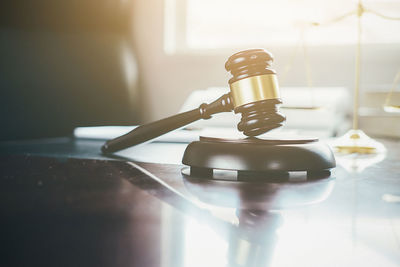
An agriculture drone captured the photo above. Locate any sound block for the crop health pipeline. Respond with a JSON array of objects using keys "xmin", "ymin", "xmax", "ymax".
[{"xmin": 182, "ymin": 135, "xmax": 336, "ymax": 181}]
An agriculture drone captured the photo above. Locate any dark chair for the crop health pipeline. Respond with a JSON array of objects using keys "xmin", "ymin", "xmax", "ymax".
[{"xmin": 0, "ymin": 0, "xmax": 141, "ymax": 141}]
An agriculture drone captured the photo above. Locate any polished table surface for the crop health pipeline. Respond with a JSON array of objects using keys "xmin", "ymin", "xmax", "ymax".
[{"xmin": 0, "ymin": 137, "xmax": 399, "ymax": 267}]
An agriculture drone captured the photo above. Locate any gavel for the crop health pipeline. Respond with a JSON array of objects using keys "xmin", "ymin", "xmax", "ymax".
[{"xmin": 101, "ymin": 49, "xmax": 286, "ymax": 153}]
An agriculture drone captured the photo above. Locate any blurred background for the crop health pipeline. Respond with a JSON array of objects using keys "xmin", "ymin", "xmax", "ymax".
[{"xmin": 1, "ymin": 0, "xmax": 399, "ymax": 140}]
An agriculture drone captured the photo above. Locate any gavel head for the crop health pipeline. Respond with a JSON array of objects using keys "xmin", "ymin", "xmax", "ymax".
[{"xmin": 225, "ymin": 49, "xmax": 286, "ymax": 136}]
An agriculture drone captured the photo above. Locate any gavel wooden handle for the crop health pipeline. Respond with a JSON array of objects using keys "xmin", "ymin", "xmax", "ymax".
[{"xmin": 101, "ymin": 93, "xmax": 233, "ymax": 153}]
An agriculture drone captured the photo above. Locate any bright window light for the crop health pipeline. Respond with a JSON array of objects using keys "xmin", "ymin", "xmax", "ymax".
[{"xmin": 165, "ymin": 0, "xmax": 400, "ymax": 52}]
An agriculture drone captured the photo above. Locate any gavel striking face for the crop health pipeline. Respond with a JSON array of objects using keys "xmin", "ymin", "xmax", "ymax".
[{"xmin": 101, "ymin": 49, "xmax": 286, "ymax": 153}]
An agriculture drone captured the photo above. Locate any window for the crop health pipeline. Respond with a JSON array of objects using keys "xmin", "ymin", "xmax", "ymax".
[{"xmin": 164, "ymin": 0, "xmax": 400, "ymax": 53}]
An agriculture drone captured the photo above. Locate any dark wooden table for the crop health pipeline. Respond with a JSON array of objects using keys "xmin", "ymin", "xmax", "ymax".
[{"xmin": 0, "ymin": 137, "xmax": 399, "ymax": 267}]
